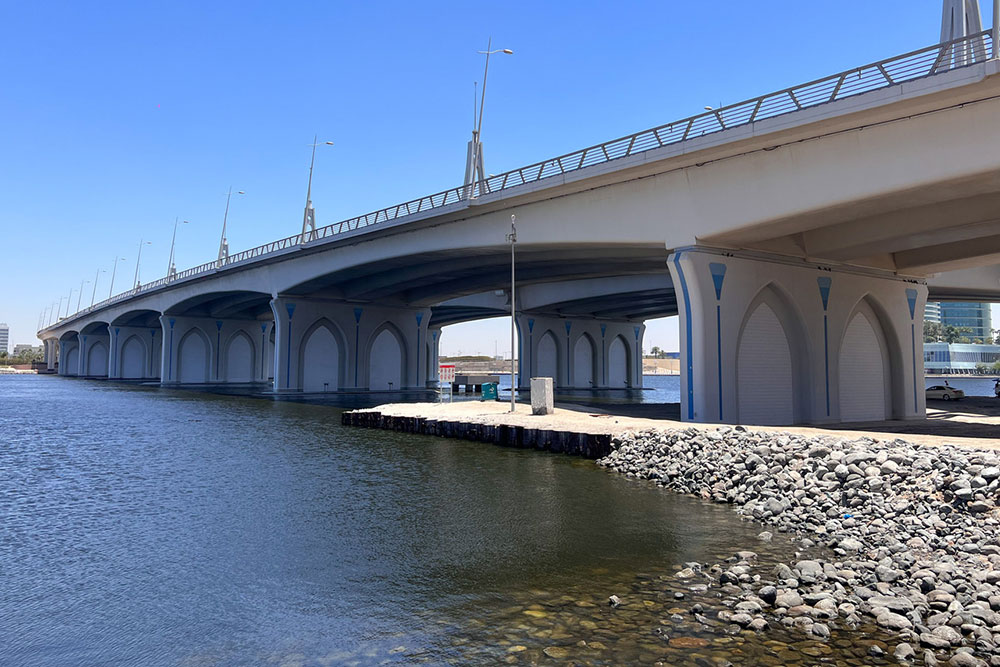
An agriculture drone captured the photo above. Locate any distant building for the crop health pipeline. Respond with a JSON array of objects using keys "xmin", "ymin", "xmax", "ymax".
[
  {"xmin": 0, "ymin": 323, "xmax": 8, "ymax": 355},
  {"xmin": 925, "ymin": 342, "xmax": 1000, "ymax": 375},
  {"xmin": 924, "ymin": 302, "xmax": 941, "ymax": 324},
  {"xmin": 12, "ymin": 344, "xmax": 41, "ymax": 357},
  {"xmin": 926, "ymin": 302, "xmax": 993, "ymax": 342}
]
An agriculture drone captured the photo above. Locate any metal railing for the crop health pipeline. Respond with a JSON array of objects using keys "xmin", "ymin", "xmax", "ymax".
[{"xmin": 46, "ymin": 31, "xmax": 993, "ymax": 331}]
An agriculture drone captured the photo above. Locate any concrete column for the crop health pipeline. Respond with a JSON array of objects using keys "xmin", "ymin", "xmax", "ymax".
[
  {"xmin": 58, "ymin": 336, "xmax": 78, "ymax": 376},
  {"xmin": 108, "ymin": 325, "xmax": 161, "ymax": 380},
  {"xmin": 427, "ymin": 327, "xmax": 442, "ymax": 387},
  {"xmin": 44, "ymin": 340, "xmax": 57, "ymax": 371},
  {"xmin": 270, "ymin": 296, "xmax": 431, "ymax": 393},
  {"xmin": 668, "ymin": 246, "xmax": 927, "ymax": 426}
]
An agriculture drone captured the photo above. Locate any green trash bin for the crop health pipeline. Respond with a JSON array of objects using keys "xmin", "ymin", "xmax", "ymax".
[{"xmin": 481, "ymin": 382, "xmax": 498, "ymax": 401}]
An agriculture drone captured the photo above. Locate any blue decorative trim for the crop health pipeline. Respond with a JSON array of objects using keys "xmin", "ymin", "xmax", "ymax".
[
  {"xmin": 716, "ymin": 306, "xmax": 723, "ymax": 421},
  {"xmin": 565, "ymin": 321, "xmax": 572, "ymax": 335},
  {"xmin": 823, "ymin": 315, "xmax": 830, "ymax": 417},
  {"xmin": 353, "ymin": 307, "xmax": 363, "ymax": 324},
  {"xmin": 911, "ymin": 323, "xmax": 918, "ymax": 413},
  {"xmin": 527, "ymin": 318, "xmax": 534, "ymax": 333},
  {"xmin": 905, "ymin": 288, "xmax": 917, "ymax": 320},
  {"xmin": 817, "ymin": 277, "xmax": 832, "ymax": 311},
  {"xmin": 672, "ymin": 254, "xmax": 694, "ymax": 420},
  {"xmin": 709, "ymin": 262, "xmax": 727, "ymax": 301},
  {"xmin": 416, "ymin": 312, "xmax": 423, "ymax": 326}
]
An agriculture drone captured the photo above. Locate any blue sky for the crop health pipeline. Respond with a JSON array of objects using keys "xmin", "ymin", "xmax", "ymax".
[{"xmin": 0, "ymin": 0, "xmax": 988, "ymax": 354}]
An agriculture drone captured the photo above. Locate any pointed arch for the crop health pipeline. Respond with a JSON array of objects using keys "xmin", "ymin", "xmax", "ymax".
[
  {"xmin": 535, "ymin": 329, "xmax": 560, "ymax": 384},
  {"xmin": 838, "ymin": 294, "xmax": 902, "ymax": 422},
  {"xmin": 366, "ymin": 322, "xmax": 407, "ymax": 390},
  {"xmin": 735, "ymin": 283, "xmax": 811, "ymax": 425},
  {"xmin": 177, "ymin": 327, "xmax": 211, "ymax": 384},
  {"xmin": 120, "ymin": 334, "xmax": 148, "ymax": 379},
  {"xmin": 608, "ymin": 334, "xmax": 631, "ymax": 387},
  {"xmin": 223, "ymin": 330, "xmax": 256, "ymax": 383},
  {"xmin": 572, "ymin": 332, "xmax": 597, "ymax": 388},
  {"xmin": 86, "ymin": 339, "xmax": 109, "ymax": 377},
  {"xmin": 299, "ymin": 317, "xmax": 346, "ymax": 392},
  {"xmin": 64, "ymin": 344, "xmax": 79, "ymax": 376}
]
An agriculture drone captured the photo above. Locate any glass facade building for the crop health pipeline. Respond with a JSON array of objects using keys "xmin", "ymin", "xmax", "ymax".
[{"xmin": 924, "ymin": 342, "xmax": 1000, "ymax": 374}]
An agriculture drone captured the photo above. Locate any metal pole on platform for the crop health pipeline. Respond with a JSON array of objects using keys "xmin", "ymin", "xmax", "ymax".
[
  {"xmin": 508, "ymin": 213, "xmax": 517, "ymax": 412},
  {"xmin": 91, "ymin": 269, "xmax": 104, "ymax": 306},
  {"xmin": 109, "ymin": 256, "xmax": 125, "ymax": 298},
  {"xmin": 301, "ymin": 138, "xmax": 333, "ymax": 243},
  {"xmin": 133, "ymin": 240, "xmax": 151, "ymax": 289},
  {"xmin": 64, "ymin": 290, "xmax": 73, "ymax": 318},
  {"xmin": 77, "ymin": 279, "xmax": 89, "ymax": 312},
  {"xmin": 994, "ymin": 0, "xmax": 999, "ymax": 57},
  {"xmin": 218, "ymin": 188, "xmax": 245, "ymax": 265}
]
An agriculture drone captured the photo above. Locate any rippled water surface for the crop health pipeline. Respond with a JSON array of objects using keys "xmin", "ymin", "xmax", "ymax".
[{"xmin": 2, "ymin": 375, "xmax": 902, "ymax": 665}]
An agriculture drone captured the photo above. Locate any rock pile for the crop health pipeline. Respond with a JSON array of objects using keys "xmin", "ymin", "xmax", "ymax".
[{"xmin": 598, "ymin": 427, "xmax": 1000, "ymax": 665}]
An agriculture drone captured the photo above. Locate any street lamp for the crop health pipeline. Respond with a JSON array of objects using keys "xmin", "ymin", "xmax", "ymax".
[
  {"xmin": 91, "ymin": 268, "xmax": 106, "ymax": 306},
  {"xmin": 218, "ymin": 187, "xmax": 246, "ymax": 265},
  {"xmin": 133, "ymin": 240, "xmax": 151, "ymax": 289},
  {"xmin": 508, "ymin": 213, "xmax": 517, "ymax": 412},
  {"xmin": 109, "ymin": 256, "xmax": 127, "ymax": 298},
  {"xmin": 77, "ymin": 279, "xmax": 90, "ymax": 312},
  {"xmin": 57, "ymin": 297, "xmax": 67, "ymax": 321},
  {"xmin": 49, "ymin": 301, "xmax": 58, "ymax": 325},
  {"xmin": 167, "ymin": 218, "xmax": 190, "ymax": 278},
  {"xmin": 301, "ymin": 137, "xmax": 334, "ymax": 243},
  {"xmin": 463, "ymin": 38, "xmax": 513, "ymax": 199},
  {"xmin": 64, "ymin": 289, "xmax": 74, "ymax": 318}
]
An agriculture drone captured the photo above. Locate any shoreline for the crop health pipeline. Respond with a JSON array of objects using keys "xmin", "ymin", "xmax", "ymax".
[{"xmin": 345, "ymin": 403, "xmax": 1000, "ymax": 665}]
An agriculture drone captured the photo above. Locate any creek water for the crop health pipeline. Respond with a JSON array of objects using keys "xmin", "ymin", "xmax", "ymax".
[{"xmin": 1, "ymin": 375, "xmax": 906, "ymax": 665}]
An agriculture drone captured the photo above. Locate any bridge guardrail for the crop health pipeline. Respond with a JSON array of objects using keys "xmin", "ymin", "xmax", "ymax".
[{"xmin": 46, "ymin": 31, "xmax": 993, "ymax": 332}]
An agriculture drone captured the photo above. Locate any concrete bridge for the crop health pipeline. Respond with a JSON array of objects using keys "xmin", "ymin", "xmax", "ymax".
[{"xmin": 38, "ymin": 20, "xmax": 1000, "ymax": 426}]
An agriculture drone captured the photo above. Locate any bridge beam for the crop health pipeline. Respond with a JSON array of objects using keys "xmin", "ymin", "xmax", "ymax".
[
  {"xmin": 668, "ymin": 247, "xmax": 926, "ymax": 426},
  {"xmin": 515, "ymin": 313, "xmax": 644, "ymax": 391},
  {"xmin": 270, "ymin": 297, "xmax": 432, "ymax": 393}
]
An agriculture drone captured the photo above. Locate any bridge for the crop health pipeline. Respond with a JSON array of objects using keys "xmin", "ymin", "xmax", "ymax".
[{"xmin": 37, "ymin": 6, "xmax": 1000, "ymax": 426}]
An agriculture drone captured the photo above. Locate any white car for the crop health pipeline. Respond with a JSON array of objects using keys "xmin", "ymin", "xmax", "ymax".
[{"xmin": 926, "ymin": 385, "xmax": 965, "ymax": 401}]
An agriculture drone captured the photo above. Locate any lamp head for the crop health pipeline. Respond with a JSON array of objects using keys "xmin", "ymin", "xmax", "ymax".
[{"xmin": 502, "ymin": 49, "xmax": 513, "ymax": 54}]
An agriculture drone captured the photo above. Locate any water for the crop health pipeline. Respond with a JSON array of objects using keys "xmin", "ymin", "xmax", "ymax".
[{"xmin": 1, "ymin": 375, "xmax": 900, "ymax": 665}]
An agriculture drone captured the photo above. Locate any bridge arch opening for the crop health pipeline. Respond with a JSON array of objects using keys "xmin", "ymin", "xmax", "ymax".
[
  {"xmin": 299, "ymin": 318, "xmax": 345, "ymax": 392},
  {"xmin": 838, "ymin": 295, "xmax": 901, "ymax": 423},
  {"xmin": 111, "ymin": 309, "xmax": 161, "ymax": 328},
  {"xmin": 177, "ymin": 327, "xmax": 211, "ymax": 384},
  {"xmin": 223, "ymin": 330, "xmax": 256, "ymax": 383},
  {"xmin": 608, "ymin": 334, "xmax": 630, "ymax": 388},
  {"xmin": 535, "ymin": 330, "xmax": 560, "ymax": 384},
  {"xmin": 86, "ymin": 339, "xmax": 109, "ymax": 377},
  {"xmin": 367, "ymin": 323, "xmax": 406, "ymax": 390},
  {"xmin": 736, "ymin": 284, "xmax": 810, "ymax": 425},
  {"xmin": 572, "ymin": 333, "xmax": 597, "ymax": 388},
  {"xmin": 120, "ymin": 334, "xmax": 148, "ymax": 379}
]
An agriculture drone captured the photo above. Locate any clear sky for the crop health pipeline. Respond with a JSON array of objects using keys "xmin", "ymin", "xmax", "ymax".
[{"xmin": 0, "ymin": 0, "xmax": 991, "ymax": 354}]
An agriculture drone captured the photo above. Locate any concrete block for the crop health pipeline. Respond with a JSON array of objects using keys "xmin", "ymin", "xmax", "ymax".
[{"xmin": 531, "ymin": 377, "xmax": 554, "ymax": 415}]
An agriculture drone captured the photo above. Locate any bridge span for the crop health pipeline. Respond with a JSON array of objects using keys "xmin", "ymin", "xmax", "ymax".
[{"xmin": 38, "ymin": 27, "xmax": 1000, "ymax": 426}]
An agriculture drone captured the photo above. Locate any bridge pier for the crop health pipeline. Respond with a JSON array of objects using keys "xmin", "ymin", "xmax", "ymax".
[
  {"xmin": 58, "ymin": 333, "xmax": 78, "ymax": 376},
  {"xmin": 515, "ymin": 314, "xmax": 644, "ymax": 391},
  {"xmin": 159, "ymin": 316, "xmax": 270, "ymax": 386},
  {"xmin": 78, "ymin": 330, "xmax": 110, "ymax": 378},
  {"xmin": 106, "ymin": 325, "xmax": 161, "ymax": 380},
  {"xmin": 43, "ymin": 339, "xmax": 57, "ymax": 372},
  {"xmin": 668, "ymin": 247, "xmax": 927, "ymax": 426},
  {"xmin": 270, "ymin": 297, "xmax": 432, "ymax": 393},
  {"xmin": 427, "ymin": 327, "xmax": 442, "ymax": 388}
]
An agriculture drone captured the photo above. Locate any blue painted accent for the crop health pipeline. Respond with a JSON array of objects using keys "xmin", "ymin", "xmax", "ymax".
[
  {"xmin": 911, "ymin": 323, "xmax": 918, "ymax": 413},
  {"xmin": 168, "ymin": 319, "xmax": 175, "ymax": 380},
  {"xmin": 671, "ymin": 254, "xmax": 694, "ymax": 420},
  {"xmin": 565, "ymin": 321, "xmax": 572, "ymax": 335},
  {"xmin": 709, "ymin": 262, "xmax": 727, "ymax": 300},
  {"xmin": 906, "ymin": 289, "xmax": 917, "ymax": 320},
  {"xmin": 716, "ymin": 305, "xmax": 723, "ymax": 421},
  {"xmin": 415, "ymin": 312, "xmax": 423, "ymax": 326},
  {"xmin": 113, "ymin": 328, "xmax": 120, "ymax": 375},
  {"xmin": 432, "ymin": 331, "xmax": 438, "ymax": 341},
  {"xmin": 527, "ymin": 319, "xmax": 534, "ymax": 333},
  {"xmin": 216, "ymin": 324, "xmax": 222, "ymax": 380},
  {"xmin": 823, "ymin": 315, "xmax": 830, "ymax": 417},
  {"xmin": 285, "ymin": 307, "xmax": 293, "ymax": 390},
  {"xmin": 600, "ymin": 324, "xmax": 606, "ymax": 385},
  {"xmin": 817, "ymin": 277, "xmax": 832, "ymax": 311},
  {"xmin": 353, "ymin": 307, "xmax": 363, "ymax": 324},
  {"xmin": 600, "ymin": 324, "xmax": 606, "ymax": 337},
  {"xmin": 633, "ymin": 326, "xmax": 640, "ymax": 341}
]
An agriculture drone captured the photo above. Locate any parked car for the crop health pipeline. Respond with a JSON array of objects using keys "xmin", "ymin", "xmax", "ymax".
[{"xmin": 926, "ymin": 385, "xmax": 965, "ymax": 401}]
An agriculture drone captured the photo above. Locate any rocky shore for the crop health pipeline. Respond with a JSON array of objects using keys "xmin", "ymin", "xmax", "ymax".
[{"xmin": 598, "ymin": 427, "xmax": 1000, "ymax": 666}]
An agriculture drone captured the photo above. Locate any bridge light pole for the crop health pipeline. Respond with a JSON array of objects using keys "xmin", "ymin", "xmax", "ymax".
[
  {"xmin": 464, "ymin": 39, "xmax": 513, "ymax": 200},
  {"xmin": 301, "ymin": 137, "xmax": 334, "ymax": 244},
  {"xmin": 76, "ymin": 279, "xmax": 90, "ymax": 312},
  {"xmin": 218, "ymin": 188, "xmax": 245, "ymax": 265},
  {"xmin": 508, "ymin": 213, "xmax": 517, "ymax": 412},
  {"xmin": 167, "ymin": 218, "xmax": 190, "ymax": 279},
  {"xmin": 133, "ymin": 240, "xmax": 151, "ymax": 289},
  {"xmin": 109, "ymin": 256, "xmax": 126, "ymax": 298},
  {"xmin": 57, "ymin": 297, "xmax": 67, "ymax": 321},
  {"xmin": 91, "ymin": 269, "xmax": 105, "ymax": 307},
  {"xmin": 64, "ymin": 289, "xmax": 74, "ymax": 318}
]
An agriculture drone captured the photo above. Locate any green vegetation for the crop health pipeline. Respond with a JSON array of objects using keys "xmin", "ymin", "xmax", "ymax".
[
  {"xmin": 923, "ymin": 321, "xmax": 981, "ymax": 344},
  {"xmin": 0, "ymin": 349, "xmax": 43, "ymax": 364}
]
